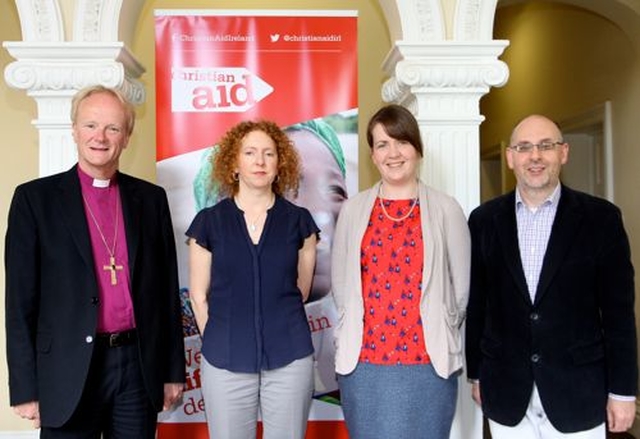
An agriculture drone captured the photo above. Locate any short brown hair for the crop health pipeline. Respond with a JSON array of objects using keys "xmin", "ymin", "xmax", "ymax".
[
  {"xmin": 71, "ymin": 85, "xmax": 135, "ymax": 136},
  {"xmin": 366, "ymin": 104, "xmax": 423, "ymax": 157},
  {"xmin": 213, "ymin": 120, "xmax": 301, "ymax": 197}
]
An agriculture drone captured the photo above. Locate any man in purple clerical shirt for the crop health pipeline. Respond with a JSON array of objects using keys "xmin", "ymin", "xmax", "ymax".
[{"xmin": 5, "ymin": 85, "xmax": 186, "ymax": 438}]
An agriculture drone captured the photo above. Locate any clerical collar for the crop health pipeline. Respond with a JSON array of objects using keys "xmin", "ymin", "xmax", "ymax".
[
  {"xmin": 92, "ymin": 178, "xmax": 110, "ymax": 188},
  {"xmin": 77, "ymin": 166, "xmax": 117, "ymax": 189}
]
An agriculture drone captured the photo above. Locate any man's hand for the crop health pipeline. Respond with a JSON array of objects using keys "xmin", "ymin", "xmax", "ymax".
[
  {"xmin": 163, "ymin": 383, "xmax": 184, "ymax": 411},
  {"xmin": 471, "ymin": 381, "xmax": 482, "ymax": 406},
  {"xmin": 13, "ymin": 401, "xmax": 40, "ymax": 428},
  {"xmin": 607, "ymin": 398, "xmax": 635, "ymax": 432}
]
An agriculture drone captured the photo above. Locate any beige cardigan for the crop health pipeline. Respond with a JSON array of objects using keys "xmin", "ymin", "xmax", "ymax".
[{"xmin": 331, "ymin": 180, "xmax": 470, "ymax": 378}]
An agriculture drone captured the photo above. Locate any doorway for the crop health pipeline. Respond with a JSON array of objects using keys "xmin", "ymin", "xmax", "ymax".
[{"xmin": 559, "ymin": 101, "xmax": 613, "ymax": 201}]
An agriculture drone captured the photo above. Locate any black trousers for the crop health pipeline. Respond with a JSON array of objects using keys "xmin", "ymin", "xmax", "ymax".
[{"xmin": 41, "ymin": 340, "xmax": 157, "ymax": 439}]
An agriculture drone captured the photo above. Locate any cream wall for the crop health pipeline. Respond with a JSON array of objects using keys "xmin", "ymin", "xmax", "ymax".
[
  {"xmin": 481, "ymin": 2, "xmax": 635, "ymax": 151},
  {"xmin": 0, "ymin": 0, "xmax": 38, "ymax": 430},
  {"xmin": 0, "ymin": 0, "xmax": 389, "ymax": 432},
  {"xmin": 481, "ymin": 6, "xmax": 640, "ymax": 433}
]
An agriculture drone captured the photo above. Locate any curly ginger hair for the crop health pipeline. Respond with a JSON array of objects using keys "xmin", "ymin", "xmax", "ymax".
[{"xmin": 212, "ymin": 120, "xmax": 301, "ymax": 197}]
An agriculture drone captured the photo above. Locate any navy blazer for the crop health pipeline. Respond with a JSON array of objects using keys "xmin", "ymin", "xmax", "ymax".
[
  {"xmin": 465, "ymin": 185, "xmax": 638, "ymax": 432},
  {"xmin": 5, "ymin": 165, "xmax": 185, "ymax": 427}
]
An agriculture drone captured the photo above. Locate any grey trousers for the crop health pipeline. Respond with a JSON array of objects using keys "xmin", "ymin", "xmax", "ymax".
[{"xmin": 201, "ymin": 355, "xmax": 314, "ymax": 439}]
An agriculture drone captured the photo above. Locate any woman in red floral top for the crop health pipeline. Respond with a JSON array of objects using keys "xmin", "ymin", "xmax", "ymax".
[{"xmin": 332, "ymin": 105, "xmax": 471, "ymax": 438}]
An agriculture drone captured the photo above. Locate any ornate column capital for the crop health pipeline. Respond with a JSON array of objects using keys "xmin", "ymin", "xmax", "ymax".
[
  {"xmin": 3, "ymin": 41, "xmax": 145, "ymax": 176},
  {"xmin": 379, "ymin": 39, "xmax": 509, "ymax": 215},
  {"xmin": 3, "ymin": 42, "xmax": 145, "ymax": 105},
  {"xmin": 382, "ymin": 41, "xmax": 509, "ymax": 117}
]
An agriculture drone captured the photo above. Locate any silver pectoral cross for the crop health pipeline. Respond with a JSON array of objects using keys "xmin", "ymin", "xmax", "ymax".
[{"xmin": 103, "ymin": 256, "xmax": 123, "ymax": 285}]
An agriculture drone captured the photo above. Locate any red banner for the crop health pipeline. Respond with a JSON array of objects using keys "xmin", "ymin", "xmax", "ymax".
[
  {"xmin": 155, "ymin": 11, "xmax": 358, "ymax": 161},
  {"xmin": 155, "ymin": 10, "xmax": 358, "ymax": 438}
]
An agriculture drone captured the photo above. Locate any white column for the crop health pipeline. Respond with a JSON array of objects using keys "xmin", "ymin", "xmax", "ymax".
[
  {"xmin": 3, "ymin": 0, "xmax": 145, "ymax": 177},
  {"xmin": 377, "ymin": 2, "xmax": 509, "ymax": 439},
  {"xmin": 381, "ymin": 41, "xmax": 509, "ymax": 215}
]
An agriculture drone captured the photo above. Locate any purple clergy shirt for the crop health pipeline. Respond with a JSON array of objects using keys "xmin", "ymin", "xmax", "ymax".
[{"xmin": 78, "ymin": 168, "xmax": 135, "ymax": 333}]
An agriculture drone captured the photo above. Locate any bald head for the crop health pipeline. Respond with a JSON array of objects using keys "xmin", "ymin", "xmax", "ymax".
[{"xmin": 510, "ymin": 115, "xmax": 563, "ymax": 147}]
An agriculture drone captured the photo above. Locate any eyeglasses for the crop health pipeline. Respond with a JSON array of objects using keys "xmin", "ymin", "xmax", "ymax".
[{"xmin": 509, "ymin": 140, "xmax": 564, "ymax": 153}]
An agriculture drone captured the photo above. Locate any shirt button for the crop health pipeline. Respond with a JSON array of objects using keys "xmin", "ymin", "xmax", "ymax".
[
  {"xmin": 531, "ymin": 353, "xmax": 540, "ymax": 363},
  {"xmin": 91, "ymin": 297, "xmax": 99, "ymax": 305},
  {"xmin": 85, "ymin": 336, "xmax": 93, "ymax": 344},
  {"xmin": 530, "ymin": 312, "xmax": 540, "ymax": 322}
]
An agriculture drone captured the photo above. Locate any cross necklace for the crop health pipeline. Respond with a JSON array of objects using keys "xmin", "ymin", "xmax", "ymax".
[{"xmin": 82, "ymin": 193, "xmax": 123, "ymax": 286}]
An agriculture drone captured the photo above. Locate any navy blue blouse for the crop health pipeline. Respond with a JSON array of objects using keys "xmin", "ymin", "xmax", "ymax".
[{"xmin": 186, "ymin": 196, "xmax": 318, "ymax": 372}]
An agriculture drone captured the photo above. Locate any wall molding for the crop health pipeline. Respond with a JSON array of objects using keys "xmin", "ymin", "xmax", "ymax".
[{"xmin": 0, "ymin": 432, "xmax": 38, "ymax": 438}]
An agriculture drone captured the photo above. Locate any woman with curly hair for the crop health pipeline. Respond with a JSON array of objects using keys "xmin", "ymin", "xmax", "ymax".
[{"xmin": 186, "ymin": 120, "xmax": 319, "ymax": 439}]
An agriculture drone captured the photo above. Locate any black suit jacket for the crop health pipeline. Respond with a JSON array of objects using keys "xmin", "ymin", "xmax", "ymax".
[
  {"xmin": 465, "ymin": 185, "xmax": 638, "ymax": 432},
  {"xmin": 5, "ymin": 165, "xmax": 185, "ymax": 427}
]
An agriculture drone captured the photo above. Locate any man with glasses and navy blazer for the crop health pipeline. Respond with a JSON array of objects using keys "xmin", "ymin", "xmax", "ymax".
[{"xmin": 466, "ymin": 114, "xmax": 638, "ymax": 438}]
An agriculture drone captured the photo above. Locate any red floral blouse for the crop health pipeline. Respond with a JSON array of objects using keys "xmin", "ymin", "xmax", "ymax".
[{"xmin": 358, "ymin": 197, "xmax": 430, "ymax": 365}]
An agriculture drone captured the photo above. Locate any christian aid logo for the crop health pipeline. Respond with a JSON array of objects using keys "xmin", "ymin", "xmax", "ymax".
[{"xmin": 171, "ymin": 67, "xmax": 273, "ymax": 112}]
